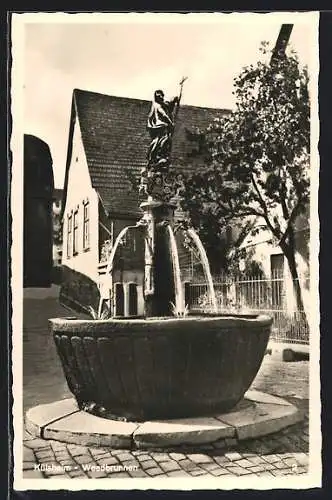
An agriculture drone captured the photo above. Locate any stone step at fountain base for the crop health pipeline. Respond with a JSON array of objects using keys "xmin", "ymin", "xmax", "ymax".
[{"xmin": 25, "ymin": 390, "xmax": 303, "ymax": 451}]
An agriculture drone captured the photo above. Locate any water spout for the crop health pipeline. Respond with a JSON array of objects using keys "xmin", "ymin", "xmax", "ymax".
[
  {"xmin": 105, "ymin": 226, "xmax": 131, "ymax": 276},
  {"xmin": 167, "ymin": 225, "xmax": 185, "ymax": 314},
  {"xmin": 186, "ymin": 228, "xmax": 218, "ymax": 313},
  {"xmin": 98, "ymin": 225, "xmax": 139, "ymax": 318}
]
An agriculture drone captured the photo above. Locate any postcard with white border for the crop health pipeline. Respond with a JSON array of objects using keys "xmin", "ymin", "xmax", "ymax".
[{"xmin": 11, "ymin": 11, "xmax": 321, "ymax": 491}]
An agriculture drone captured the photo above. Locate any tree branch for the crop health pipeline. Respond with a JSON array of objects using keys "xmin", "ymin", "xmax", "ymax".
[
  {"xmin": 251, "ymin": 173, "xmax": 281, "ymax": 239},
  {"xmin": 231, "ymin": 206, "xmax": 265, "ymax": 218}
]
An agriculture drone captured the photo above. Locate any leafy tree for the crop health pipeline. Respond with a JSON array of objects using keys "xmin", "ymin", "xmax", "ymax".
[{"xmin": 181, "ymin": 42, "xmax": 310, "ymax": 311}]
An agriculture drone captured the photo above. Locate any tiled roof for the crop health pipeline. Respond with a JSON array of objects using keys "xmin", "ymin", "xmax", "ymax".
[{"xmin": 72, "ymin": 88, "xmax": 229, "ymax": 216}]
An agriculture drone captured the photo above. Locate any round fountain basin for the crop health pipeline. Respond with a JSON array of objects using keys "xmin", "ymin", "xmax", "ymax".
[{"xmin": 50, "ymin": 314, "xmax": 272, "ymax": 421}]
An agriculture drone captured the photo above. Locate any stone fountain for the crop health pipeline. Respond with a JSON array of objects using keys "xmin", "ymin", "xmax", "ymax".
[
  {"xmin": 49, "ymin": 84, "xmax": 273, "ymax": 425},
  {"xmin": 24, "ymin": 84, "xmax": 303, "ymax": 453}
]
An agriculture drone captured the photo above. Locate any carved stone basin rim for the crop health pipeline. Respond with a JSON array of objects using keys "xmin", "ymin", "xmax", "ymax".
[
  {"xmin": 50, "ymin": 314, "xmax": 272, "ymax": 421},
  {"xmin": 50, "ymin": 314, "xmax": 272, "ymax": 327}
]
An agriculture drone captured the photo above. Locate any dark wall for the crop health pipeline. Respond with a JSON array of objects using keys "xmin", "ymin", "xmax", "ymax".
[{"xmin": 24, "ymin": 135, "xmax": 54, "ymax": 287}]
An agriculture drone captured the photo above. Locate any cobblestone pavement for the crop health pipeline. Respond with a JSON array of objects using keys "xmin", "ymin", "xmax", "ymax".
[
  {"xmin": 22, "ymin": 292, "xmax": 310, "ymax": 479},
  {"xmin": 23, "ymin": 396, "xmax": 308, "ymax": 479}
]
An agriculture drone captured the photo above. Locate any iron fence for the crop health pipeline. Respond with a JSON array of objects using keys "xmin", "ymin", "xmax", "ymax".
[{"xmin": 185, "ymin": 272, "xmax": 309, "ymax": 344}]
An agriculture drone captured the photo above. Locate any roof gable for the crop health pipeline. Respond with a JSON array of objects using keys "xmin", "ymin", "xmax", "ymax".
[{"xmin": 64, "ymin": 88, "xmax": 229, "ymax": 217}]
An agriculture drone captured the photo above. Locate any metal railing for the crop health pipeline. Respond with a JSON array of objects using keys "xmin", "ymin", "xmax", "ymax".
[{"xmin": 186, "ymin": 272, "xmax": 309, "ymax": 344}]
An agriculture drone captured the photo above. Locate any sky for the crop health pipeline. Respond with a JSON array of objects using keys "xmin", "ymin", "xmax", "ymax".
[{"xmin": 20, "ymin": 13, "xmax": 315, "ymax": 188}]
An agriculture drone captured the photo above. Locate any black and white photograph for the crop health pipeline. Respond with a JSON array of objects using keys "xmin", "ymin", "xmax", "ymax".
[{"xmin": 11, "ymin": 11, "xmax": 320, "ymax": 490}]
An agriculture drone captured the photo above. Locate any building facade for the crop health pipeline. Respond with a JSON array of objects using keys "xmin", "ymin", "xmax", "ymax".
[{"xmin": 238, "ymin": 207, "xmax": 310, "ymax": 316}]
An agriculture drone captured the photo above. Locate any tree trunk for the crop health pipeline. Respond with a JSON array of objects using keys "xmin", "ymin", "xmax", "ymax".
[{"xmin": 280, "ymin": 231, "xmax": 306, "ymax": 316}]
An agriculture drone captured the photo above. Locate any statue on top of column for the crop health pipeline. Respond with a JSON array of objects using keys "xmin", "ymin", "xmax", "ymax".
[
  {"xmin": 146, "ymin": 89, "xmax": 179, "ymax": 173},
  {"xmin": 139, "ymin": 78, "xmax": 187, "ymax": 199}
]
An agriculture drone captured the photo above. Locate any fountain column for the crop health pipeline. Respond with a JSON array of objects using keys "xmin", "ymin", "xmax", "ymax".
[
  {"xmin": 140, "ymin": 197, "xmax": 176, "ymax": 318},
  {"xmin": 138, "ymin": 86, "xmax": 185, "ymax": 317}
]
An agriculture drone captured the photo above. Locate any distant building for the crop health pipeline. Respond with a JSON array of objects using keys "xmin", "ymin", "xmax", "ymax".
[
  {"xmin": 237, "ymin": 206, "xmax": 310, "ymax": 314},
  {"xmin": 60, "ymin": 88, "xmax": 229, "ymax": 314},
  {"xmin": 24, "ymin": 134, "xmax": 54, "ymax": 288}
]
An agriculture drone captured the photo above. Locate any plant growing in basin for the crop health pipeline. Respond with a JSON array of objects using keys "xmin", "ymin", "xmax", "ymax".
[{"xmin": 170, "ymin": 301, "xmax": 190, "ymax": 318}]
